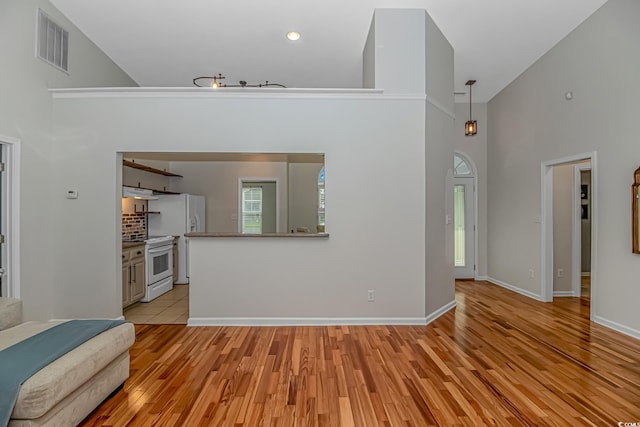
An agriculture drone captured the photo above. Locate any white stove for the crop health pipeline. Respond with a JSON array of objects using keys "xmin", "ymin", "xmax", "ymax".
[{"xmin": 140, "ymin": 235, "xmax": 174, "ymax": 302}]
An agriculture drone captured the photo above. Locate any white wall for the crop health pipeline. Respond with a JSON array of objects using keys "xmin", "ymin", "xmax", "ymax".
[
  {"xmin": 48, "ymin": 7, "xmax": 453, "ymax": 323},
  {"xmin": 365, "ymin": 9, "xmax": 426, "ymax": 94},
  {"xmin": 553, "ymin": 164, "xmax": 574, "ymax": 293},
  {"xmin": 169, "ymin": 161, "xmax": 288, "ymax": 233},
  {"xmin": 487, "ymin": 0, "xmax": 640, "ymax": 336},
  {"xmin": 453, "ymin": 103, "xmax": 488, "ymax": 278},
  {"xmin": 424, "ymin": 11, "xmax": 455, "ymax": 315},
  {"xmin": 0, "ymin": 0, "xmax": 136, "ymax": 319},
  {"xmin": 288, "ymin": 163, "xmax": 323, "ymax": 232},
  {"xmin": 51, "ymin": 91, "xmax": 428, "ymax": 320}
]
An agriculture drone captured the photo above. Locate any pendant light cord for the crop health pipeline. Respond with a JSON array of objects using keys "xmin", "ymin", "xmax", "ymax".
[{"xmin": 469, "ymin": 83, "xmax": 472, "ymax": 120}]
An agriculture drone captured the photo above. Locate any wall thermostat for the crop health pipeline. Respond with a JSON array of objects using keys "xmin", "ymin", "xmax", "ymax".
[{"xmin": 66, "ymin": 190, "xmax": 78, "ymax": 199}]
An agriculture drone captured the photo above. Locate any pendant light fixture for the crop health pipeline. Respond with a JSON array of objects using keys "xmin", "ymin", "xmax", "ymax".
[{"xmin": 465, "ymin": 80, "xmax": 477, "ymax": 136}]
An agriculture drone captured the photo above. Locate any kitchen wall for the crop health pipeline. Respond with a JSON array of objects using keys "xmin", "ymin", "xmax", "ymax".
[
  {"xmin": 121, "ymin": 198, "xmax": 147, "ymax": 241},
  {"xmin": 288, "ymin": 163, "xmax": 324, "ymax": 232},
  {"xmin": 169, "ymin": 161, "xmax": 288, "ymax": 233},
  {"xmin": 49, "ymin": 8, "xmax": 452, "ymax": 323},
  {"xmin": 52, "ymin": 92, "xmax": 428, "ymax": 320},
  {"xmin": 0, "ymin": 0, "xmax": 136, "ymax": 319},
  {"xmin": 487, "ymin": 0, "xmax": 640, "ymax": 336}
]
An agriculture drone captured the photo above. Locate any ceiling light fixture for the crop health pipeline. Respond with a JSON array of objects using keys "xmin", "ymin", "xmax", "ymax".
[
  {"xmin": 193, "ymin": 74, "xmax": 286, "ymax": 88},
  {"xmin": 465, "ymin": 80, "xmax": 477, "ymax": 136},
  {"xmin": 286, "ymin": 31, "xmax": 301, "ymax": 41}
]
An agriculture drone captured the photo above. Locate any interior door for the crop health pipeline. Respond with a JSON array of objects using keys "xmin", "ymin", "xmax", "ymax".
[{"xmin": 454, "ymin": 177, "xmax": 475, "ymax": 278}]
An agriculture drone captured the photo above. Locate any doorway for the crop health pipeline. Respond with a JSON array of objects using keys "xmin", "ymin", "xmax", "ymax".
[
  {"xmin": 575, "ymin": 167, "xmax": 592, "ymax": 298},
  {"xmin": 0, "ymin": 135, "xmax": 20, "ymax": 298},
  {"xmin": 453, "ymin": 153, "xmax": 476, "ymax": 279},
  {"xmin": 542, "ymin": 152, "xmax": 597, "ymax": 317},
  {"xmin": 239, "ymin": 179, "xmax": 279, "ymax": 233}
]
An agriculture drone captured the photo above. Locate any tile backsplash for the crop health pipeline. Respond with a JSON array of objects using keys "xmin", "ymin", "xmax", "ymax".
[
  {"xmin": 122, "ymin": 198, "xmax": 147, "ymax": 240},
  {"xmin": 122, "ymin": 212, "xmax": 147, "ymax": 240}
]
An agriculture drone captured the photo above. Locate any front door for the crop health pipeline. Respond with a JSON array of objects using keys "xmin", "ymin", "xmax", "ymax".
[{"xmin": 454, "ymin": 177, "xmax": 475, "ymax": 278}]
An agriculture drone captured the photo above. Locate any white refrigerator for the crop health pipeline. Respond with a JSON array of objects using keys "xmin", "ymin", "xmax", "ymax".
[{"xmin": 148, "ymin": 194, "xmax": 206, "ymax": 284}]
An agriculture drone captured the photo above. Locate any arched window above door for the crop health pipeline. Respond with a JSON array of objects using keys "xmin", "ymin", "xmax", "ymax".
[{"xmin": 454, "ymin": 153, "xmax": 473, "ymax": 177}]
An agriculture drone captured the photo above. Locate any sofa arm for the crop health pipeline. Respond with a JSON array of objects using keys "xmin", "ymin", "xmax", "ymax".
[{"xmin": 0, "ymin": 297, "xmax": 22, "ymax": 330}]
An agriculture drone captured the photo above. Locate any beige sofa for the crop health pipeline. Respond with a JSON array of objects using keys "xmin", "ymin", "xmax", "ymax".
[{"xmin": 0, "ymin": 298, "xmax": 135, "ymax": 427}]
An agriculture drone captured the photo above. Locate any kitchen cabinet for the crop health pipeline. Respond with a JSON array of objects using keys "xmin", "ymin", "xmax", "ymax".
[
  {"xmin": 172, "ymin": 239, "xmax": 178, "ymax": 283},
  {"xmin": 123, "ymin": 244, "xmax": 146, "ymax": 308}
]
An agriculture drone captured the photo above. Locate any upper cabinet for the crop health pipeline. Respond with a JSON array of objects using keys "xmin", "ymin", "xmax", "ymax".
[{"xmin": 123, "ymin": 159, "xmax": 182, "ymax": 194}]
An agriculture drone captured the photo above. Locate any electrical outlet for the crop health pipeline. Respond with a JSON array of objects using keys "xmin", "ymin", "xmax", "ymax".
[
  {"xmin": 367, "ymin": 290, "xmax": 375, "ymax": 302},
  {"xmin": 529, "ymin": 269, "xmax": 535, "ymax": 278},
  {"xmin": 557, "ymin": 268, "xmax": 564, "ymax": 278}
]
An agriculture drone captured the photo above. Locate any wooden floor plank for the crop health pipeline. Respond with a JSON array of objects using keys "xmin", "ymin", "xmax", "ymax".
[{"xmin": 81, "ymin": 281, "xmax": 640, "ymax": 426}]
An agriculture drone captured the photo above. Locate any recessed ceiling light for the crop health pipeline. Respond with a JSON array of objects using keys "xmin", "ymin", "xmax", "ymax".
[{"xmin": 286, "ymin": 31, "xmax": 301, "ymax": 41}]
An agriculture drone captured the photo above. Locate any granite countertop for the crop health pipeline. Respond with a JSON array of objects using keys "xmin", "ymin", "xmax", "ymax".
[{"xmin": 185, "ymin": 232, "xmax": 330, "ymax": 238}]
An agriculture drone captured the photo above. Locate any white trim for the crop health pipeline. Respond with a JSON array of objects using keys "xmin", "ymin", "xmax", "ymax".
[
  {"xmin": 553, "ymin": 291, "xmax": 579, "ymax": 297},
  {"xmin": 581, "ymin": 272, "xmax": 591, "ymax": 277},
  {"xmin": 475, "ymin": 275, "xmax": 489, "ymax": 281},
  {"xmin": 541, "ymin": 151, "xmax": 597, "ymax": 309},
  {"xmin": 188, "ymin": 317, "xmax": 429, "ymax": 327},
  {"xmin": 487, "ymin": 277, "xmax": 545, "ymax": 302},
  {"xmin": 424, "ymin": 300, "xmax": 457, "ymax": 325},
  {"xmin": 50, "ymin": 87, "xmax": 425, "ymax": 102},
  {"xmin": 425, "ymin": 94, "xmax": 455, "ymax": 119},
  {"xmin": 0, "ymin": 135, "xmax": 21, "ymax": 299},
  {"xmin": 572, "ymin": 163, "xmax": 591, "ymax": 297},
  {"xmin": 593, "ymin": 315, "xmax": 640, "ymax": 340},
  {"xmin": 238, "ymin": 178, "xmax": 281, "ymax": 233}
]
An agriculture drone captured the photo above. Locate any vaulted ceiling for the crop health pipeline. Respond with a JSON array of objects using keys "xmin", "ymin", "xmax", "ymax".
[{"xmin": 50, "ymin": 0, "xmax": 608, "ymax": 102}]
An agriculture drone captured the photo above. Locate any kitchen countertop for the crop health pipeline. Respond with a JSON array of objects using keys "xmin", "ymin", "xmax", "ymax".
[
  {"xmin": 185, "ymin": 232, "xmax": 329, "ymax": 238},
  {"xmin": 122, "ymin": 241, "xmax": 146, "ymax": 249}
]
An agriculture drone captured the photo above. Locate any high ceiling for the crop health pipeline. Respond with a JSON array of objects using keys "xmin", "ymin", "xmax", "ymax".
[{"xmin": 50, "ymin": 0, "xmax": 608, "ymax": 103}]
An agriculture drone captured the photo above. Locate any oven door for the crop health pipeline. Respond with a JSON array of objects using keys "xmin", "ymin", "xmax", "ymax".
[{"xmin": 146, "ymin": 244, "xmax": 173, "ymax": 285}]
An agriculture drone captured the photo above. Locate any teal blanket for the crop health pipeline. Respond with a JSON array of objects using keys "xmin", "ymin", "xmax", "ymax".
[{"xmin": 0, "ymin": 319, "xmax": 126, "ymax": 427}]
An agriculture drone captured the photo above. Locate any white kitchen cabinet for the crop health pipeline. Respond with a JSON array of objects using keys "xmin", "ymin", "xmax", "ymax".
[{"xmin": 123, "ymin": 244, "xmax": 146, "ymax": 308}]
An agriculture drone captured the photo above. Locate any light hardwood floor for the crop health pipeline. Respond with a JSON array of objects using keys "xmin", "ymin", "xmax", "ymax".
[{"xmin": 82, "ymin": 280, "xmax": 640, "ymax": 426}]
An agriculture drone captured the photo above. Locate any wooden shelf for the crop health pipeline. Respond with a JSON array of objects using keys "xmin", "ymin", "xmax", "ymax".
[
  {"xmin": 123, "ymin": 160, "xmax": 183, "ymax": 177},
  {"xmin": 124, "ymin": 185, "xmax": 180, "ymax": 195}
]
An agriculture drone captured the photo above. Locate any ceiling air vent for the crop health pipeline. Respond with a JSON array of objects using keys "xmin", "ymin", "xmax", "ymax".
[{"xmin": 36, "ymin": 9, "xmax": 69, "ymax": 73}]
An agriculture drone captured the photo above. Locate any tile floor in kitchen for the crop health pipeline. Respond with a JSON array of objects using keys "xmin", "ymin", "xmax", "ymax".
[{"xmin": 124, "ymin": 284, "xmax": 189, "ymax": 324}]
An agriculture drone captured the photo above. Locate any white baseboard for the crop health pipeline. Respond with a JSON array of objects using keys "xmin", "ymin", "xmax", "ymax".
[
  {"xmin": 553, "ymin": 291, "xmax": 578, "ymax": 297},
  {"xmin": 424, "ymin": 300, "xmax": 456, "ymax": 325},
  {"xmin": 187, "ymin": 317, "xmax": 429, "ymax": 327},
  {"xmin": 581, "ymin": 272, "xmax": 591, "ymax": 277},
  {"xmin": 189, "ymin": 302, "xmax": 457, "ymax": 327},
  {"xmin": 593, "ymin": 315, "xmax": 640, "ymax": 340},
  {"xmin": 487, "ymin": 277, "xmax": 545, "ymax": 302},
  {"xmin": 475, "ymin": 275, "xmax": 488, "ymax": 281}
]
